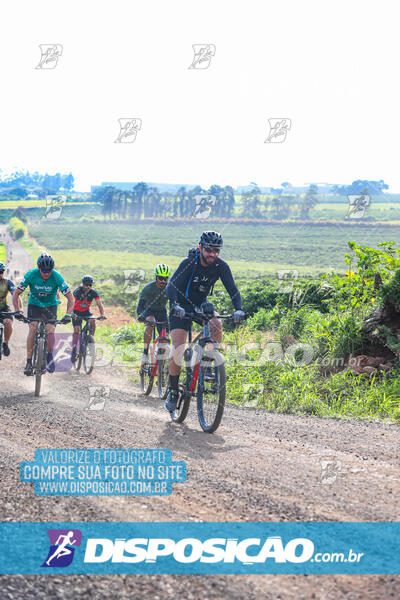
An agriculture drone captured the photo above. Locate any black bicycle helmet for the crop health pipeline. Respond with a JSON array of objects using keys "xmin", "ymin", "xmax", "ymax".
[
  {"xmin": 199, "ymin": 231, "xmax": 223, "ymax": 247},
  {"xmin": 37, "ymin": 253, "xmax": 55, "ymax": 270},
  {"xmin": 82, "ymin": 275, "xmax": 94, "ymax": 285}
]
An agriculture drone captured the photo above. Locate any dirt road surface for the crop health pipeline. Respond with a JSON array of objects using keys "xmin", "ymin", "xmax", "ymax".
[{"xmin": 0, "ymin": 227, "xmax": 399, "ymax": 599}]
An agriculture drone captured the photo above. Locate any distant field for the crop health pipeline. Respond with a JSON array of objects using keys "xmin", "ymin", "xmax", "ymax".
[
  {"xmin": 27, "ymin": 221, "xmax": 400, "ymax": 276},
  {"xmin": 312, "ymin": 202, "xmax": 400, "ymax": 221},
  {"xmin": 0, "ymin": 242, "xmax": 5, "ymax": 262},
  {"xmin": 0, "ymin": 200, "xmax": 98, "ymax": 208}
]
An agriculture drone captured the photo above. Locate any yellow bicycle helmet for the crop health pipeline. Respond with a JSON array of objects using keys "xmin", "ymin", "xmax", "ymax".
[{"xmin": 155, "ymin": 263, "xmax": 171, "ymax": 277}]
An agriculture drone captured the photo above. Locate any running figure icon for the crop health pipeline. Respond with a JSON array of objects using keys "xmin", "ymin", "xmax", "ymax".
[
  {"xmin": 42, "ymin": 528, "xmax": 82, "ymax": 568},
  {"xmin": 46, "ymin": 531, "xmax": 77, "ymax": 565}
]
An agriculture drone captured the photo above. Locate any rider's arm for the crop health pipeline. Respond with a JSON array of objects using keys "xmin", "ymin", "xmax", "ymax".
[
  {"xmin": 136, "ymin": 285, "xmax": 149, "ymax": 318},
  {"xmin": 55, "ymin": 273, "xmax": 73, "ymax": 314},
  {"xmin": 8, "ymin": 280, "xmax": 22, "ymax": 310},
  {"xmin": 12, "ymin": 287, "xmax": 24, "ymax": 312},
  {"xmin": 64, "ymin": 291, "xmax": 75, "ymax": 315},
  {"xmin": 166, "ymin": 258, "xmax": 191, "ymax": 305},
  {"xmin": 219, "ymin": 261, "xmax": 243, "ymax": 310},
  {"xmin": 95, "ymin": 297, "xmax": 105, "ymax": 317}
]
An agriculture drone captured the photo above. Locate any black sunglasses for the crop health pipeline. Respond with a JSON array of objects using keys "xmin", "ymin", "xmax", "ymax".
[
  {"xmin": 157, "ymin": 276, "xmax": 168, "ymax": 281},
  {"xmin": 202, "ymin": 246, "xmax": 220, "ymax": 254}
]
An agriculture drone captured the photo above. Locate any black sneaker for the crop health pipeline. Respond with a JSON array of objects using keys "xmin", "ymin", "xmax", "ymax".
[
  {"xmin": 24, "ymin": 360, "xmax": 33, "ymax": 376},
  {"xmin": 165, "ymin": 388, "xmax": 179, "ymax": 412},
  {"xmin": 2, "ymin": 342, "xmax": 10, "ymax": 357}
]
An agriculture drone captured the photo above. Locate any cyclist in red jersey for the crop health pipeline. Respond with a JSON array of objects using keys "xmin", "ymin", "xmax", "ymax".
[{"xmin": 71, "ymin": 276, "xmax": 106, "ymax": 362}]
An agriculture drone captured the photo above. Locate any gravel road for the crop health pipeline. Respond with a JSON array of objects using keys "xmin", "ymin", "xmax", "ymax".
[{"xmin": 0, "ymin": 227, "xmax": 399, "ymax": 599}]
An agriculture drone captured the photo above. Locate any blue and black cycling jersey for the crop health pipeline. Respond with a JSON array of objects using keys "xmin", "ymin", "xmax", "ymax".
[{"xmin": 166, "ymin": 248, "xmax": 242, "ymax": 310}]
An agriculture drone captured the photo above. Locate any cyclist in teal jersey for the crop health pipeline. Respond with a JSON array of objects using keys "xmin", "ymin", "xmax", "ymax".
[{"xmin": 13, "ymin": 253, "xmax": 74, "ymax": 375}]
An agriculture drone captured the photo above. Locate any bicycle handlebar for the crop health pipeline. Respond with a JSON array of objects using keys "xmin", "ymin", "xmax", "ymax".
[
  {"xmin": 16, "ymin": 315, "xmax": 65, "ymax": 325},
  {"xmin": 143, "ymin": 319, "xmax": 168, "ymax": 326},
  {"xmin": 73, "ymin": 315, "xmax": 107, "ymax": 321},
  {"xmin": 179, "ymin": 311, "xmax": 249, "ymax": 322}
]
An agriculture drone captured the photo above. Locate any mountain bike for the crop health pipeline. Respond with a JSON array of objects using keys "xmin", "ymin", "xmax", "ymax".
[
  {"xmin": 21, "ymin": 316, "xmax": 64, "ymax": 397},
  {"xmin": 170, "ymin": 305, "xmax": 248, "ymax": 433},
  {"xmin": 0, "ymin": 311, "xmax": 15, "ymax": 360},
  {"xmin": 140, "ymin": 320, "xmax": 170, "ymax": 399},
  {"xmin": 72, "ymin": 315, "xmax": 106, "ymax": 375}
]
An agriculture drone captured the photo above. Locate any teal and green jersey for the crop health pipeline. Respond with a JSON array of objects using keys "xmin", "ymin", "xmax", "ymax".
[{"xmin": 18, "ymin": 268, "xmax": 71, "ymax": 307}]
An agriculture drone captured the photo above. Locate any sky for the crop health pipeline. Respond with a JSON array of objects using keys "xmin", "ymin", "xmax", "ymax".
[{"xmin": 0, "ymin": 0, "xmax": 399, "ymax": 192}]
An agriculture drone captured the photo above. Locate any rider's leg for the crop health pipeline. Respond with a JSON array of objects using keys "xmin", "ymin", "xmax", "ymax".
[
  {"xmin": 89, "ymin": 318, "xmax": 96, "ymax": 336},
  {"xmin": 143, "ymin": 315, "xmax": 155, "ymax": 354},
  {"xmin": 169, "ymin": 328, "xmax": 187, "ymax": 386},
  {"xmin": 72, "ymin": 325, "xmax": 80, "ymax": 348},
  {"xmin": 45, "ymin": 323, "xmax": 56, "ymax": 352},
  {"xmin": 209, "ymin": 314, "xmax": 223, "ymax": 344},
  {"xmin": 27, "ymin": 322, "xmax": 38, "ymax": 359},
  {"xmin": 3, "ymin": 318, "xmax": 12, "ymax": 344}
]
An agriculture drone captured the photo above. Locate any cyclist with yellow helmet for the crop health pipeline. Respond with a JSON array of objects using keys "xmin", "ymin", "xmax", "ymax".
[{"xmin": 136, "ymin": 264, "xmax": 171, "ymax": 367}]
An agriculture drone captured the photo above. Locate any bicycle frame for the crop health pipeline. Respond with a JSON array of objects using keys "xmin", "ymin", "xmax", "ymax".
[
  {"xmin": 149, "ymin": 325, "xmax": 170, "ymax": 377},
  {"xmin": 181, "ymin": 315, "xmax": 220, "ymax": 395}
]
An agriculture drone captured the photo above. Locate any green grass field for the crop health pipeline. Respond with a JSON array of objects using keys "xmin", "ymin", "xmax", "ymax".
[
  {"xmin": 0, "ymin": 242, "xmax": 5, "ymax": 263},
  {"xmin": 27, "ymin": 221, "xmax": 400, "ymax": 277}
]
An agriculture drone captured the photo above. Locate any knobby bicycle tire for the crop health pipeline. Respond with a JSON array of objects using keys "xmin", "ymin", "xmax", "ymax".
[
  {"xmin": 197, "ymin": 349, "xmax": 226, "ymax": 433},
  {"xmin": 34, "ymin": 338, "xmax": 46, "ymax": 397},
  {"xmin": 84, "ymin": 335, "xmax": 95, "ymax": 375},
  {"xmin": 140, "ymin": 359, "xmax": 154, "ymax": 395},
  {"xmin": 157, "ymin": 359, "xmax": 169, "ymax": 399},
  {"xmin": 73, "ymin": 336, "xmax": 83, "ymax": 371},
  {"xmin": 170, "ymin": 365, "xmax": 192, "ymax": 423}
]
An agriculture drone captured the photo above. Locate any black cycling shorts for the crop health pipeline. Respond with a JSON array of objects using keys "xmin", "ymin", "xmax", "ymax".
[
  {"xmin": 169, "ymin": 308, "xmax": 220, "ymax": 332},
  {"xmin": 27, "ymin": 304, "xmax": 58, "ymax": 323},
  {"xmin": 72, "ymin": 309, "xmax": 94, "ymax": 327},
  {"xmin": 144, "ymin": 310, "xmax": 169, "ymax": 334},
  {"xmin": 0, "ymin": 305, "xmax": 13, "ymax": 323}
]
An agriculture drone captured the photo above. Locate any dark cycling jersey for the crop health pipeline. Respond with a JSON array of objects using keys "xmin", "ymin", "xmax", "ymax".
[
  {"xmin": 166, "ymin": 248, "xmax": 242, "ymax": 310},
  {"xmin": 73, "ymin": 286, "xmax": 100, "ymax": 312},
  {"xmin": 137, "ymin": 281, "xmax": 168, "ymax": 317},
  {"xmin": 0, "ymin": 278, "xmax": 15, "ymax": 310}
]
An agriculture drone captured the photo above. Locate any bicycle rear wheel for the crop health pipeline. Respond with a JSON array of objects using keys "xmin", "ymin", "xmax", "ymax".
[
  {"xmin": 34, "ymin": 338, "xmax": 45, "ymax": 397},
  {"xmin": 83, "ymin": 335, "xmax": 95, "ymax": 375},
  {"xmin": 0, "ymin": 326, "xmax": 3, "ymax": 361},
  {"xmin": 197, "ymin": 349, "xmax": 226, "ymax": 433}
]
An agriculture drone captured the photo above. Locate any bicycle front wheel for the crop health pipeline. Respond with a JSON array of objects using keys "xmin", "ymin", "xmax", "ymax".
[
  {"xmin": 73, "ymin": 340, "xmax": 82, "ymax": 371},
  {"xmin": 170, "ymin": 365, "xmax": 192, "ymax": 423},
  {"xmin": 34, "ymin": 338, "xmax": 45, "ymax": 397},
  {"xmin": 140, "ymin": 361, "xmax": 154, "ymax": 395},
  {"xmin": 197, "ymin": 349, "xmax": 226, "ymax": 433},
  {"xmin": 157, "ymin": 359, "xmax": 169, "ymax": 399},
  {"xmin": 83, "ymin": 335, "xmax": 95, "ymax": 375}
]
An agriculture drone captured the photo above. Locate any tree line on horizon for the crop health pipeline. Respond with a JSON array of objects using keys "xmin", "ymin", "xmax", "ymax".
[{"xmin": 92, "ymin": 182, "xmax": 322, "ymax": 220}]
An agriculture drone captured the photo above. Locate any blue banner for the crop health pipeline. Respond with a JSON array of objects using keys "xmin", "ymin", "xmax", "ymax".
[{"xmin": 0, "ymin": 522, "xmax": 399, "ymax": 574}]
